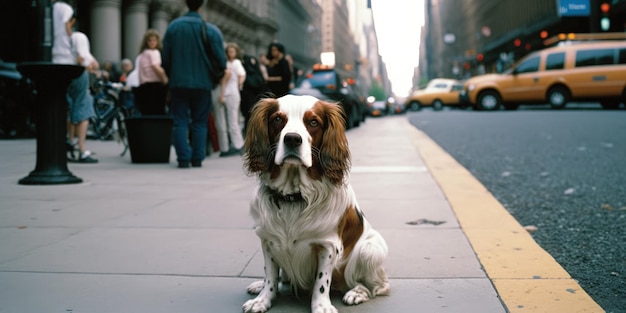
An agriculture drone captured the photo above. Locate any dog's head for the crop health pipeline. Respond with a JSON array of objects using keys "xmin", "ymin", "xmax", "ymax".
[{"xmin": 243, "ymin": 95, "xmax": 350, "ymax": 185}]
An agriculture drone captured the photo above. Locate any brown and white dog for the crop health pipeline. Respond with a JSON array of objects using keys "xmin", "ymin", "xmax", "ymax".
[{"xmin": 242, "ymin": 95, "xmax": 389, "ymax": 313}]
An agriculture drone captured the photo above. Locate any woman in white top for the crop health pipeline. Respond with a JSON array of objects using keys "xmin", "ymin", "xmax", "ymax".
[
  {"xmin": 65, "ymin": 24, "xmax": 99, "ymax": 162},
  {"xmin": 213, "ymin": 42, "xmax": 246, "ymax": 157},
  {"xmin": 51, "ymin": 0, "xmax": 74, "ymax": 65}
]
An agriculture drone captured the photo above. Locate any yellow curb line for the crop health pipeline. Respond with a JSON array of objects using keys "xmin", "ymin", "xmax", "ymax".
[{"xmin": 408, "ymin": 125, "xmax": 604, "ymax": 313}]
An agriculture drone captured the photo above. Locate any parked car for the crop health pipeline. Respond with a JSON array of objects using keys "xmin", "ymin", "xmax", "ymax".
[
  {"xmin": 387, "ymin": 96, "xmax": 405, "ymax": 114},
  {"xmin": 343, "ymin": 79, "xmax": 369, "ymax": 124},
  {"xmin": 367, "ymin": 99, "xmax": 387, "ymax": 117},
  {"xmin": 404, "ymin": 78, "xmax": 464, "ymax": 111},
  {"xmin": 459, "ymin": 39, "xmax": 626, "ymax": 110},
  {"xmin": 0, "ymin": 59, "xmax": 36, "ymax": 138},
  {"xmin": 292, "ymin": 64, "xmax": 366, "ymax": 129}
]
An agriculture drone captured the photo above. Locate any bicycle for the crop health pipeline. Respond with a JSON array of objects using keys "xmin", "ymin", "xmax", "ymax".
[{"xmin": 89, "ymin": 80, "xmax": 134, "ymax": 156}]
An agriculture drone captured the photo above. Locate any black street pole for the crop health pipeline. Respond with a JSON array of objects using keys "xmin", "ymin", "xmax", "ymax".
[
  {"xmin": 31, "ymin": 0, "xmax": 54, "ymax": 62},
  {"xmin": 17, "ymin": 0, "xmax": 84, "ymax": 185}
]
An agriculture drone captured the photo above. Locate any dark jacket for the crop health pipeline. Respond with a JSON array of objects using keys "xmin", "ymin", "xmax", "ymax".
[
  {"xmin": 267, "ymin": 57, "xmax": 291, "ymax": 97},
  {"xmin": 161, "ymin": 11, "xmax": 226, "ymax": 90}
]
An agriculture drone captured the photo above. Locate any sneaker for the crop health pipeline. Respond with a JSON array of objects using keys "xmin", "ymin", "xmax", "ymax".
[
  {"xmin": 66, "ymin": 140, "xmax": 78, "ymax": 160},
  {"xmin": 68, "ymin": 151, "xmax": 98, "ymax": 163},
  {"xmin": 77, "ymin": 151, "xmax": 98, "ymax": 163},
  {"xmin": 219, "ymin": 150, "xmax": 233, "ymax": 157},
  {"xmin": 78, "ymin": 155, "xmax": 98, "ymax": 163},
  {"xmin": 178, "ymin": 161, "xmax": 191, "ymax": 168},
  {"xmin": 219, "ymin": 148, "xmax": 243, "ymax": 157}
]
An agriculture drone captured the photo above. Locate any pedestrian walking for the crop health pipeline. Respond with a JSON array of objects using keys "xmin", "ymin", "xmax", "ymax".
[
  {"xmin": 67, "ymin": 27, "xmax": 100, "ymax": 163},
  {"xmin": 162, "ymin": 0, "xmax": 227, "ymax": 168},
  {"xmin": 213, "ymin": 42, "xmax": 246, "ymax": 157},
  {"xmin": 134, "ymin": 29, "xmax": 168, "ymax": 116},
  {"xmin": 52, "ymin": 0, "xmax": 98, "ymax": 163},
  {"xmin": 263, "ymin": 42, "xmax": 291, "ymax": 97},
  {"xmin": 240, "ymin": 52, "xmax": 266, "ymax": 135},
  {"xmin": 118, "ymin": 58, "xmax": 136, "ymax": 112}
]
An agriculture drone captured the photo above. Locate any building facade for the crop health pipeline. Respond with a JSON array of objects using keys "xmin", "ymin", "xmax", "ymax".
[{"xmin": 1, "ymin": 0, "xmax": 388, "ymax": 99}]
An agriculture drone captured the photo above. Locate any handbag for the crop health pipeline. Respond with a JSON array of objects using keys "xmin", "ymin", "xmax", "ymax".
[{"xmin": 200, "ymin": 22, "xmax": 225, "ymax": 85}]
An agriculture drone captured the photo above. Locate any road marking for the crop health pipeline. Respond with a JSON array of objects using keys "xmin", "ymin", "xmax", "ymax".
[{"xmin": 408, "ymin": 123, "xmax": 603, "ymax": 313}]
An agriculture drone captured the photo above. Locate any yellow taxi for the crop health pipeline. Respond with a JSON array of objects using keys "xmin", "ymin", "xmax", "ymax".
[
  {"xmin": 460, "ymin": 36, "xmax": 626, "ymax": 110},
  {"xmin": 405, "ymin": 78, "xmax": 464, "ymax": 111}
]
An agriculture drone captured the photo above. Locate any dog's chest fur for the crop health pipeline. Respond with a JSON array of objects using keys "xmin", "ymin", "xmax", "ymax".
[{"xmin": 250, "ymin": 169, "xmax": 352, "ymax": 290}]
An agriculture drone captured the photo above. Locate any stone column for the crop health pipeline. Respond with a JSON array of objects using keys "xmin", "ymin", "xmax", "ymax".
[
  {"xmin": 151, "ymin": 5, "xmax": 171, "ymax": 36},
  {"xmin": 124, "ymin": 0, "xmax": 150, "ymax": 60},
  {"xmin": 91, "ymin": 0, "xmax": 122, "ymax": 64}
]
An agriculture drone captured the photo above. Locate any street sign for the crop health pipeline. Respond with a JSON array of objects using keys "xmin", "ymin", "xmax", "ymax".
[{"xmin": 558, "ymin": 0, "xmax": 590, "ymax": 16}]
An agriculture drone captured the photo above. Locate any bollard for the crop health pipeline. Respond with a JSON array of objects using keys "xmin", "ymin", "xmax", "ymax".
[{"xmin": 17, "ymin": 62, "xmax": 84, "ymax": 185}]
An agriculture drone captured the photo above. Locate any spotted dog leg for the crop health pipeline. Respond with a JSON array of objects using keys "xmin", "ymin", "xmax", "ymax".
[
  {"xmin": 243, "ymin": 241, "xmax": 279, "ymax": 313},
  {"xmin": 311, "ymin": 244, "xmax": 338, "ymax": 313}
]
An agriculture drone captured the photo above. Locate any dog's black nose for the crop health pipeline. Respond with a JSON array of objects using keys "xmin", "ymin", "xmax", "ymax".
[{"xmin": 284, "ymin": 132, "xmax": 302, "ymax": 148}]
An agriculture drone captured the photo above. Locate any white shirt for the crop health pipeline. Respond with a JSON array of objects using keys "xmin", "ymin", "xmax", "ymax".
[
  {"xmin": 71, "ymin": 32, "xmax": 95, "ymax": 67},
  {"xmin": 125, "ymin": 55, "xmax": 141, "ymax": 88},
  {"xmin": 224, "ymin": 59, "xmax": 246, "ymax": 96},
  {"xmin": 52, "ymin": 1, "xmax": 75, "ymax": 64}
]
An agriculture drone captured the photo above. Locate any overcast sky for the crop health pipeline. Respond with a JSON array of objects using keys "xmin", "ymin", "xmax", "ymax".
[{"xmin": 371, "ymin": 0, "xmax": 425, "ymax": 97}]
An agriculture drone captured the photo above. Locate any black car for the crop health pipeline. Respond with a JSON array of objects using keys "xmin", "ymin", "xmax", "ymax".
[
  {"xmin": 0, "ymin": 60, "xmax": 36, "ymax": 138},
  {"xmin": 291, "ymin": 65, "xmax": 366, "ymax": 129}
]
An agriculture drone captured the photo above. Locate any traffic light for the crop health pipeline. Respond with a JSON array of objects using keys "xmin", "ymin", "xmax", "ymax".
[{"xmin": 600, "ymin": 2, "xmax": 611, "ymax": 31}]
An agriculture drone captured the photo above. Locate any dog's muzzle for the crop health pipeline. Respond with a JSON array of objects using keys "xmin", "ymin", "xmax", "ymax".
[
  {"xmin": 284, "ymin": 132, "xmax": 302, "ymax": 148},
  {"xmin": 277, "ymin": 132, "xmax": 310, "ymax": 167}
]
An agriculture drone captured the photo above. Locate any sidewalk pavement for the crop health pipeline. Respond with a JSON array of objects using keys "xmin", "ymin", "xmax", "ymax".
[{"xmin": 0, "ymin": 115, "xmax": 603, "ymax": 313}]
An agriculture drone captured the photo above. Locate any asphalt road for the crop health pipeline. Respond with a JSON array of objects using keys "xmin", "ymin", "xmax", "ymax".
[{"xmin": 407, "ymin": 105, "xmax": 626, "ymax": 313}]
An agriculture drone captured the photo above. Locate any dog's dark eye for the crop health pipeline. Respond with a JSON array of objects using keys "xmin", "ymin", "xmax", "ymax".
[
  {"xmin": 309, "ymin": 120, "xmax": 319, "ymax": 127},
  {"xmin": 273, "ymin": 116, "xmax": 283, "ymax": 125}
]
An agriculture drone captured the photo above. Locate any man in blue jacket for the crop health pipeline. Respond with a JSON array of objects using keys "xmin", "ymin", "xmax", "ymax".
[{"xmin": 162, "ymin": 0, "xmax": 226, "ymax": 168}]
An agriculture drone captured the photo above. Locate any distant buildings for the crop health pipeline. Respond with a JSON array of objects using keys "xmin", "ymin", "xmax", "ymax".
[{"xmin": 418, "ymin": 0, "xmax": 626, "ymax": 90}]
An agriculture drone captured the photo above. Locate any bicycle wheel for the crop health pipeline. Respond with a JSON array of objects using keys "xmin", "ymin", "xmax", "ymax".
[
  {"xmin": 91, "ymin": 93, "xmax": 118, "ymax": 140},
  {"xmin": 114, "ymin": 110, "xmax": 130, "ymax": 156}
]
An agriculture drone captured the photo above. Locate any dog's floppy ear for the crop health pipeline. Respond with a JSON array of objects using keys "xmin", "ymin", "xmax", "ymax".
[
  {"xmin": 319, "ymin": 101, "xmax": 351, "ymax": 185},
  {"xmin": 244, "ymin": 98, "xmax": 279, "ymax": 175}
]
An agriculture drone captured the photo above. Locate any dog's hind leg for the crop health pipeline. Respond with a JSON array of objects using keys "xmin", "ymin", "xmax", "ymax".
[
  {"xmin": 342, "ymin": 229, "xmax": 390, "ymax": 305},
  {"xmin": 246, "ymin": 280, "xmax": 265, "ymax": 295}
]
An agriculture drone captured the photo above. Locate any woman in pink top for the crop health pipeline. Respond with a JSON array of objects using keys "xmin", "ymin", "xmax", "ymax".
[{"xmin": 134, "ymin": 29, "xmax": 169, "ymax": 115}]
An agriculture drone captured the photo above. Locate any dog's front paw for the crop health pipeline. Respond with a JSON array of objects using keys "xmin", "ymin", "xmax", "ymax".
[
  {"xmin": 312, "ymin": 296, "xmax": 337, "ymax": 313},
  {"xmin": 243, "ymin": 297, "xmax": 272, "ymax": 313},
  {"xmin": 343, "ymin": 285, "xmax": 371, "ymax": 305},
  {"xmin": 312, "ymin": 303, "xmax": 338, "ymax": 313},
  {"xmin": 246, "ymin": 280, "xmax": 265, "ymax": 295}
]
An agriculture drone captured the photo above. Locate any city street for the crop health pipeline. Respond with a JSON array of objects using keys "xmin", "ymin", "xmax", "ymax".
[
  {"xmin": 409, "ymin": 104, "xmax": 626, "ymax": 313},
  {"xmin": 0, "ymin": 114, "xmax": 603, "ymax": 312},
  {"xmin": 2, "ymin": 1, "xmax": 624, "ymax": 311}
]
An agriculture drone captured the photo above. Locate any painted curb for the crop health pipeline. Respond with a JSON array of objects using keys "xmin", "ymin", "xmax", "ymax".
[{"xmin": 409, "ymin": 124, "xmax": 604, "ymax": 313}]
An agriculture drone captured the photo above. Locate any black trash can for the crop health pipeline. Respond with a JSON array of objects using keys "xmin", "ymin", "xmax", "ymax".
[{"xmin": 125, "ymin": 116, "xmax": 173, "ymax": 163}]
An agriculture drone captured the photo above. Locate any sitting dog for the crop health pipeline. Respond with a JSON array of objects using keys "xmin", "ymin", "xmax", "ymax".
[{"xmin": 242, "ymin": 95, "xmax": 389, "ymax": 312}]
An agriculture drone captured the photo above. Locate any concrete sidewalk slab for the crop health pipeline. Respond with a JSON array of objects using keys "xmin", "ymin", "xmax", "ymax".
[{"xmin": 0, "ymin": 115, "xmax": 601, "ymax": 312}]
